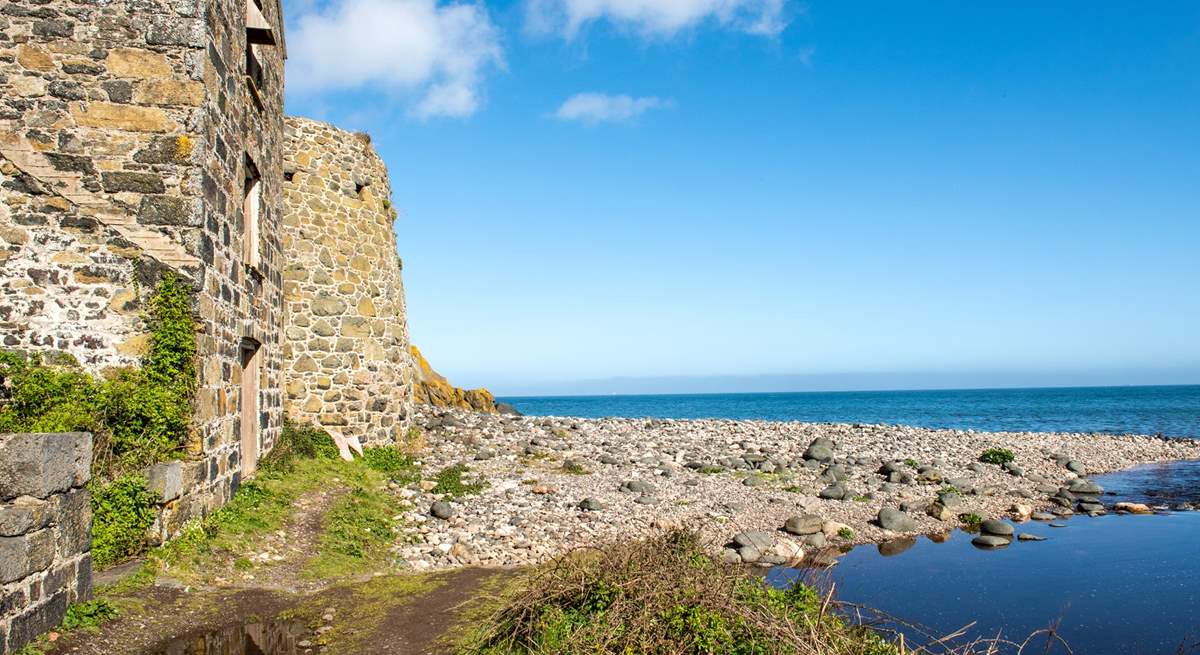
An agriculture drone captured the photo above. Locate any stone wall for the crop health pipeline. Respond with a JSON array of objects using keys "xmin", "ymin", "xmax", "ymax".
[
  {"xmin": 281, "ymin": 117, "xmax": 413, "ymax": 445},
  {"xmin": 0, "ymin": 0, "xmax": 288, "ymax": 537},
  {"xmin": 0, "ymin": 432, "xmax": 93, "ymax": 655}
]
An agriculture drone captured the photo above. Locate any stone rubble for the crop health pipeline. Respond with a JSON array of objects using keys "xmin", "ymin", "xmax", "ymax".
[{"xmin": 389, "ymin": 407, "xmax": 1200, "ymax": 571}]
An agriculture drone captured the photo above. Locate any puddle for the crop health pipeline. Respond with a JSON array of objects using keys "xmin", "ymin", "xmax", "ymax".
[
  {"xmin": 770, "ymin": 460, "xmax": 1200, "ymax": 654},
  {"xmin": 144, "ymin": 618, "xmax": 315, "ymax": 655}
]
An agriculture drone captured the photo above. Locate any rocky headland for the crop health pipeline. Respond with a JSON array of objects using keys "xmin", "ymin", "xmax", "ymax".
[{"xmin": 395, "ymin": 407, "xmax": 1200, "ymax": 570}]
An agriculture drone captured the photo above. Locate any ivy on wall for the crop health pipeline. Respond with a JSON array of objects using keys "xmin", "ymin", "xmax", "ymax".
[{"xmin": 0, "ymin": 272, "xmax": 198, "ymax": 568}]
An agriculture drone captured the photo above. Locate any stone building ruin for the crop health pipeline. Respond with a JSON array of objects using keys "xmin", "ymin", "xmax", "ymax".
[
  {"xmin": 0, "ymin": 0, "xmax": 415, "ymax": 648},
  {"xmin": 281, "ymin": 117, "xmax": 414, "ymax": 445}
]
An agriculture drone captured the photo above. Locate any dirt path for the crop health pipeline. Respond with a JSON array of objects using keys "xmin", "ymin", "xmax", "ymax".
[{"xmin": 366, "ymin": 568, "xmax": 506, "ymax": 654}]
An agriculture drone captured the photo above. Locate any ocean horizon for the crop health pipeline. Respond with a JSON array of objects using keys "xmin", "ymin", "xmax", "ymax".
[{"xmin": 501, "ymin": 383, "xmax": 1200, "ymax": 439}]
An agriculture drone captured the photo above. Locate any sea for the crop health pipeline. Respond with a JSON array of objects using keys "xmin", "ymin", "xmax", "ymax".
[{"xmin": 501, "ymin": 384, "xmax": 1200, "ymax": 438}]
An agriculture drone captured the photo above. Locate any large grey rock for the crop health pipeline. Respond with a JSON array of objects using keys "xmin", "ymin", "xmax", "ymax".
[
  {"xmin": 783, "ymin": 514, "xmax": 823, "ymax": 536},
  {"xmin": 732, "ymin": 531, "xmax": 774, "ymax": 550},
  {"xmin": 972, "ymin": 535, "xmax": 1011, "ymax": 548},
  {"xmin": 1068, "ymin": 479, "xmax": 1103, "ymax": 495},
  {"xmin": 619, "ymin": 480, "xmax": 656, "ymax": 495},
  {"xmin": 877, "ymin": 507, "xmax": 917, "ymax": 532},
  {"xmin": 818, "ymin": 484, "xmax": 846, "ymax": 500},
  {"xmin": 430, "ymin": 501, "xmax": 455, "ymax": 519},
  {"xmin": 980, "ymin": 519, "xmax": 1014, "ymax": 536},
  {"xmin": 577, "ymin": 498, "xmax": 605, "ymax": 512},
  {"xmin": 936, "ymin": 491, "xmax": 963, "ymax": 508},
  {"xmin": 803, "ymin": 438, "xmax": 835, "ymax": 462}
]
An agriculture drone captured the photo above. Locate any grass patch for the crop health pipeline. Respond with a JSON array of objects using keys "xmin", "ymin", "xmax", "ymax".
[
  {"xmin": 783, "ymin": 485, "xmax": 805, "ymax": 494},
  {"xmin": 152, "ymin": 422, "xmax": 414, "ymax": 581},
  {"xmin": 304, "ymin": 486, "xmax": 397, "ymax": 579},
  {"xmin": 978, "ymin": 448, "xmax": 1015, "ymax": 466},
  {"xmin": 432, "ymin": 464, "xmax": 486, "ymax": 498},
  {"xmin": 903, "ymin": 459, "xmax": 919, "ymax": 468},
  {"xmin": 837, "ymin": 527, "xmax": 854, "ymax": 540},
  {"xmin": 958, "ymin": 513, "xmax": 983, "ymax": 529},
  {"xmin": 463, "ymin": 530, "xmax": 900, "ymax": 655}
]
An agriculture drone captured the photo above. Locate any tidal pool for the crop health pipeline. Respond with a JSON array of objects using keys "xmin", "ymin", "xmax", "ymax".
[{"xmin": 770, "ymin": 461, "xmax": 1200, "ymax": 654}]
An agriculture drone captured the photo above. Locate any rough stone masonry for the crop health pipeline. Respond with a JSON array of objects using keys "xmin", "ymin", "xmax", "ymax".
[
  {"xmin": 281, "ymin": 117, "xmax": 414, "ymax": 445},
  {"xmin": 0, "ymin": 0, "xmax": 416, "ymax": 648},
  {"xmin": 0, "ymin": 432, "xmax": 93, "ymax": 655}
]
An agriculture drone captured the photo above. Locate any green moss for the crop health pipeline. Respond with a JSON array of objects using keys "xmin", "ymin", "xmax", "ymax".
[
  {"xmin": 90, "ymin": 475, "xmax": 156, "ymax": 569},
  {"xmin": 837, "ymin": 527, "xmax": 854, "ymax": 540},
  {"xmin": 560, "ymin": 460, "xmax": 590, "ymax": 475},
  {"xmin": 978, "ymin": 448, "xmax": 1015, "ymax": 466},
  {"xmin": 432, "ymin": 464, "xmax": 485, "ymax": 498}
]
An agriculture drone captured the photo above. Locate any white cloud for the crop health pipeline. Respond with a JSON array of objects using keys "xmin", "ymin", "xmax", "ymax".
[
  {"xmin": 288, "ymin": 0, "xmax": 503, "ymax": 118},
  {"xmin": 525, "ymin": 0, "xmax": 789, "ymax": 39},
  {"xmin": 553, "ymin": 92, "xmax": 672, "ymax": 124}
]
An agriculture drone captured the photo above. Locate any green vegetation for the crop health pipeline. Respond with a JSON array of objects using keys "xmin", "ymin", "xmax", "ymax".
[
  {"xmin": 0, "ymin": 274, "xmax": 198, "ymax": 570},
  {"xmin": 154, "ymin": 422, "xmax": 415, "ymax": 581},
  {"xmin": 466, "ymin": 529, "xmax": 900, "ymax": 655},
  {"xmin": 837, "ymin": 527, "xmax": 855, "ymax": 540},
  {"xmin": 939, "ymin": 486, "xmax": 960, "ymax": 495},
  {"xmin": 699, "ymin": 466, "xmax": 724, "ymax": 474},
  {"xmin": 782, "ymin": 485, "xmax": 804, "ymax": 494},
  {"xmin": 852, "ymin": 495, "xmax": 871, "ymax": 503},
  {"xmin": 432, "ymin": 464, "xmax": 486, "ymax": 498},
  {"xmin": 978, "ymin": 448, "xmax": 1015, "ymax": 466},
  {"xmin": 304, "ymin": 486, "xmax": 396, "ymax": 579},
  {"xmin": 560, "ymin": 460, "xmax": 590, "ymax": 475},
  {"xmin": 90, "ymin": 475, "xmax": 157, "ymax": 569},
  {"xmin": 958, "ymin": 513, "xmax": 983, "ymax": 529},
  {"xmin": 903, "ymin": 458, "xmax": 919, "ymax": 468},
  {"xmin": 61, "ymin": 599, "xmax": 119, "ymax": 631}
]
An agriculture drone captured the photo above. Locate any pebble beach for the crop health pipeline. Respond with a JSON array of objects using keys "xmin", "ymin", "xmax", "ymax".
[{"xmin": 393, "ymin": 407, "xmax": 1200, "ymax": 570}]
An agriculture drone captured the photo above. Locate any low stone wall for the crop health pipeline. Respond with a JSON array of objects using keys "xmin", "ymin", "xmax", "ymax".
[{"xmin": 0, "ymin": 432, "xmax": 93, "ymax": 655}]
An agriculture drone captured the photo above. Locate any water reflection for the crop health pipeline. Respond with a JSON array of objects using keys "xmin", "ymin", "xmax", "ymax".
[{"xmin": 146, "ymin": 619, "xmax": 310, "ymax": 655}]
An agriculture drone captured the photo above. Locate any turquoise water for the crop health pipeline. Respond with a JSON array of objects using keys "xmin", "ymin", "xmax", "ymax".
[{"xmin": 503, "ymin": 384, "xmax": 1200, "ymax": 438}]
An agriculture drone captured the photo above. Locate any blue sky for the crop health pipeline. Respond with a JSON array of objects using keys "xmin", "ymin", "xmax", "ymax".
[{"xmin": 283, "ymin": 1, "xmax": 1200, "ymax": 395}]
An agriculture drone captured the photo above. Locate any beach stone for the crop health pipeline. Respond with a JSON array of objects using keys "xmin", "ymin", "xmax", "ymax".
[
  {"xmin": 783, "ymin": 514, "xmax": 823, "ymax": 536},
  {"xmin": 577, "ymin": 498, "xmax": 604, "ymax": 511},
  {"xmin": 936, "ymin": 491, "xmax": 964, "ymax": 508},
  {"xmin": 732, "ymin": 531, "xmax": 774, "ymax": 550},
  {"xmin": 1114, "ymin": 502, "xmax": 1152, "ymax": 514},
  {"xmin": 1049, "ymin": 522, "xmax": 1068, "ymax": 528},
  {"xmin": 430, "ymin": 502, "xmax": 454, "ymax": 520},
  {"xmin": 877, "ymin": 507, "xmax": 917, "ymax": 532},
  {"xmin": 720, "ymin": 548, "xmax": 742, "ymax": 565},
  {"xmin": 1068, "ymin": 479, "xmax": 1103, "ymax": 495},
  {"xmin": 818, "ymin": 484, "xmax": 846, "ymax": 500},
  {"xmin": 774, "ymin": 540, "xmax": 805, "ymax": 560},
  {"xmin": 926, "ymin": 502, "xmax": 955, "ymax": 522},
  {"xmin": 1017, "ymin": 533, "xmax": 1046, "ymax": 541},
  {"xmin": 972, "ymin": 535, "xmax": 1011, "ymax": 548},
  {"xmin": 803, "ymin": 438, "xmax": 835, "ymax": 462},
  {"xmin": 803, "ymin": 532, "xmax": 827, "ymax": 548},
  {"xmin": 899, "ymin": 500, "xmax": 927, "ymax": 512},
  {"xmin": 1066, "ymin": 460, "xmax": 1086, "ymax": 475},
  {"xmin": 980, "ymin": 519, "xmax": 1014, "ymax": 536},
  {"xmin": 743, "ymin": 476, "xmax": 765, "ymax": 487},
  {"xmin": 619, "ymin": 480, "xmax": 656, "ymax": 495},
  {"xmin": 877, "ymin": 537, "xmax": 916, "ymax": 556},
  {"xmin": 737, "ymin": 544, "xmax": 762, "ymax": 563}
]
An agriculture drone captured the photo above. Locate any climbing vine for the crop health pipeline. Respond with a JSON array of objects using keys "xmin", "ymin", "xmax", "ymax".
[{"xmin": 0, "ymin": 272, "xmax": 198, "ymax": 568}]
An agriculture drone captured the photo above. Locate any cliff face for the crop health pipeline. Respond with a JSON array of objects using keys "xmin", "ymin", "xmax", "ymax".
[{"xmin": 409, "ymin": 345, "xmax": 498, "ymax": 413}]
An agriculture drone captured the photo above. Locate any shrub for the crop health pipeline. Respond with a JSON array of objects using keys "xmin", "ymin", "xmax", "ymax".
[
  {"xmin": 837, "ymin": 527, "xmax": 854, "ymax": 540},
  {"xmin": 361, "ymin": 445, "xmax": 419, "ymax": 483},
  {"xmin": 62, "ymin": 599, "xmax": 118, "ymax": 631},
  {"xmin": 978, "ymin": 448, "xmax": 1015, "ymax": 466},
  {"xmin": 958, "ymin": 513, "xmax": 983, "ymax": 529},
  {"xmin": 90, "ymin": 476, "xmax": 156, "ymax": 569},
  {"xmin": 0, "ymin": 273, "xmax": 197, "ymax": 478},
  {"xmin": 466, "ymin": 530, "xmax": 899, "ymax": 655},
  {"xmin": 259, "ymin": 419, "xmax": 339, "ymax": 472}
]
